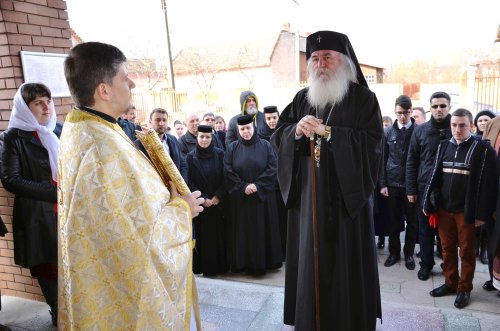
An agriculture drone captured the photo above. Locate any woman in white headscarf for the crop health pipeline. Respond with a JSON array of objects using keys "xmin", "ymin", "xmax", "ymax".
[{"xmin": 0, "ymin": 83, "xmax": 61, "ymax": 326}]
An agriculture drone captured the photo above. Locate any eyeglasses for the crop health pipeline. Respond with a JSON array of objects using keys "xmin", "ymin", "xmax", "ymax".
[
  {"xmin": 395, "ymin": 111, "xmax": 410, "ymax": 116},
  {"xmin": 431, "ymin": 104, "xmax": 448, "ymax": 109}
]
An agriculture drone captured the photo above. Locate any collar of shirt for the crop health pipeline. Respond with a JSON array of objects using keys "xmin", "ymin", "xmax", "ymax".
[
  {"xmin": 159, "ymin": 133, "xmax": 170, "ymax": 154},
  {"xmin": 397, "ymin": 121, "xmax": 412, "ymax": 130}
]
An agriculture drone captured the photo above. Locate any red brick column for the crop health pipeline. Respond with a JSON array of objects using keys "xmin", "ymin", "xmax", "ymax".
[{"xmin": 0, "ymin": 0, "xmax": 73, "ymax": 302}]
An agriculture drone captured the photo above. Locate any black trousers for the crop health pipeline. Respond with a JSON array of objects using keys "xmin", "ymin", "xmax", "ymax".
[{"xmin": 387, "ymin": 186, "xmax": 418, "ymax": 257}]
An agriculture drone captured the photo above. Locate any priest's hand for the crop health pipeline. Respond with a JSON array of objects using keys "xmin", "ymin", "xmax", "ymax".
[
  {"xmin": 203, "ymin": 198, "xmax": 213, "ymax": 208},
  {"xmin": 380, "ymin": 187, "xmax": 389, "ymax": 197},
  {"xmin": 170, "ymin": 182, "xmax": 204, "ymax": 217},
  {"xmin": 296, "ymin": 115, "xmax": 323, "ymax": 138}
]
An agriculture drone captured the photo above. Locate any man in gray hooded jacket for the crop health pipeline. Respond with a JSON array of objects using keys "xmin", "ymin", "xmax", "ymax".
[{"xmin": 225, "ymin": 90, "xmax": 267, "ymax": 146}]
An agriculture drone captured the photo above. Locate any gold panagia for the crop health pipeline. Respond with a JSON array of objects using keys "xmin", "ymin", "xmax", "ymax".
[{"xmin": 58, "ymin": 108, "xmax": 199, "ymax": 330}]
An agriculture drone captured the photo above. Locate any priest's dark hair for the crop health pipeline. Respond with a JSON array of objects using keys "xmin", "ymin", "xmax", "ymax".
[
  {"xmin": 64, "ymin": 42, "xmax": 127, "ymax": 107},
  {"xmin": 21, "ymin": 83, "xmax": 51, "ymax": 105}
]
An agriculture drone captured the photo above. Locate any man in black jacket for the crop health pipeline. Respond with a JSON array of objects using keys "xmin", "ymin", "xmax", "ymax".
[
  {"xmin": 406, "ymin": 91, "xmax": 452, "ymax": 281},
  {"xmin": 379, "ymin": 95, "xmax": 418, "ymax": 270},
  {"xmin": 422, "ymin": 108, "xmax": 497, "ymax": 308},
  {"xmin": 134, "ymin": 108, "xmax": 188, "ymax": 182}
]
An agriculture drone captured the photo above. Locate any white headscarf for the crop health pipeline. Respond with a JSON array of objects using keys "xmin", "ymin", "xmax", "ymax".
[{"xmin": 8, "ymin": 83, "xmax": 60, "ymax": 180}]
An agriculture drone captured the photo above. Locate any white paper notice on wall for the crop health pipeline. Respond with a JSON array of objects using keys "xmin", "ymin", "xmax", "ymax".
[{"xmin": 20, "ymin": 51, "xmax": 71, "ymax": 98}]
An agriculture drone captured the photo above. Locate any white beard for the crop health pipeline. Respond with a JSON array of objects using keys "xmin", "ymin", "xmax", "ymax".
[
  {"xmin": 246, "ymin": 107, "xmax": 258, "ymax": 115},
  {"xmin": 307, "ymin": 55, "xmax": 356, "ymax": 109}
]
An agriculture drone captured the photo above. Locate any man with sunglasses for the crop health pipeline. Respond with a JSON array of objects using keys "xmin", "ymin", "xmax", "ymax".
[
  {"xmin": 379, "ymin": 95, "xmax": 418, "ymax": 270},
  {"xmin": 406, "ymin": 91, "xmax": 452, "ymax": 281}
]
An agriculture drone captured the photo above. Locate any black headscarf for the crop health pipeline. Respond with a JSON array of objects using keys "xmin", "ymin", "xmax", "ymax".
[{"xmin": 474, "ymin": 109, "xmax": 496, "ymax": 135}]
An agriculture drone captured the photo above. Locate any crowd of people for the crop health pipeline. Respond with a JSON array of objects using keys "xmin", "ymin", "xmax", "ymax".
[
  {"xmin": 376, "ymin": 91, "xmax": 500, "ymax": 311},
  {"xmin": 0, "ymin": 30, "xmax": 499, "ymax": 331}
]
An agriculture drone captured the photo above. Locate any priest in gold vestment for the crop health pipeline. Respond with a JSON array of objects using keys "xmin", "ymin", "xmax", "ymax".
[{"xmin": 58, "ymin": 42, "xmax": 204, "ymax": 330}]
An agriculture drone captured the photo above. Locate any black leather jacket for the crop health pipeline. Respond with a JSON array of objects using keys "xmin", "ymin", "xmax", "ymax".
[
  {"xmin": 379, "ymin": 118, "xmax": 416, "ymax": 188},
  {"xmin": 0, "ymin": 123, "xmax": 62, "ymax": 267}
]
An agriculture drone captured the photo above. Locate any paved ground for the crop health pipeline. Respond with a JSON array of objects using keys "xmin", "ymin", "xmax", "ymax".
[{"xmin": 1, "ymin": 243, "xmax": 499, "ymax": 330}]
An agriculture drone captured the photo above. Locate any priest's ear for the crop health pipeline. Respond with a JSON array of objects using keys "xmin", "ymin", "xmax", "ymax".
[{"xmin": 94, "ymin": 82, "xmax": 112, "ymax": 102}]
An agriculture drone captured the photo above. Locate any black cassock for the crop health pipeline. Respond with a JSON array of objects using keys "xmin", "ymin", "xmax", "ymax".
[
  {"xmin": 224, "ymin": 134, "xmax": 283, "ymax": 275},
  {"xmin": 271, "ymin": 83, "xmax": 383, "ymax": 330},
  {"xmin": 262, "ymin": 125, "xmax": 288, "ymax": 260},
  {"xmin": 186, "ymin": 143, "xmax": 228, "ymax": 276}
]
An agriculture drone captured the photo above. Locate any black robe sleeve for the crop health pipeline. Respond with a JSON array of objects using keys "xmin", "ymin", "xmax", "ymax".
[
  {"xmin": 213, "ymin": 150, "xmax": 227, "ymax": 200},
  {"xmin": 271, "ymin": 99, "xmax": 303, "ymax": 208},
  {"xmin": 186, "ymin": 153, "xmax": 205, "ymax": 198},
  {"xmin": 329, "ymin": 89, "xmax": 383, "ymax": 218},
  {"xmin": 223, "ymin": 141, "xmax": 247, "ymax": 196},
  {"xmin": 253, "ymin": 140, "xmax": 278, "ymax": 202}
]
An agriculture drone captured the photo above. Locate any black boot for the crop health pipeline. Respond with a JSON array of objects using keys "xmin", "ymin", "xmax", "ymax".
[
  {"xmin": 479, "ymin": 231, "xmax": 488, "ymax": 265},
  {"xmin": 38, "ymin": 278, "xmax": 57, "ymax": 327}
]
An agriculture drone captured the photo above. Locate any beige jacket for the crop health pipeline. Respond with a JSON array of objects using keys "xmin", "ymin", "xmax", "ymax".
[{"xmin": 482, "ymin": 116, "xmax": 500, "ymax": 149}]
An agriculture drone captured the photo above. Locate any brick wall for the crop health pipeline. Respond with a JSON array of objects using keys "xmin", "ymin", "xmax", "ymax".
[{"xmin": 0, "ymin": 0, "xmax": 72, "ymax": 302}]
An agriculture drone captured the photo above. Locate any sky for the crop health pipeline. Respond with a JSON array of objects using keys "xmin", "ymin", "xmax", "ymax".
[{"xmin": 65, "ymin": 0, "xmax": 500, "ymax": 67}]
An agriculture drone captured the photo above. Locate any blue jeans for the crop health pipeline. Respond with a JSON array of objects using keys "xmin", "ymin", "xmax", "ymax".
[{"xmin": 418, "ymin": 191, "xmax": 438, "ymax": 269}]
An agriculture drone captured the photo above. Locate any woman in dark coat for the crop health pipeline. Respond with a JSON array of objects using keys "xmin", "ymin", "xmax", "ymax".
[
  {"xmin": 474, "ymin": 110, "xmax": 496, "ymax": 264},
  {"xmin": 187, "ymin": 125, "xmax": 228, "ymax": 276},
  {"xmin": 0, "ymin": 83, "xmax": 60, "ymax": 326},
  {"xmin": 224, "ymin": 114, "xmax": 282, "ymax": 275}
]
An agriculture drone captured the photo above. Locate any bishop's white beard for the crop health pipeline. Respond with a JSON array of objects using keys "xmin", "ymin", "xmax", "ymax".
[{"xmin": 307, "ymin": 55, "xmax": 357, "ymax": 110}]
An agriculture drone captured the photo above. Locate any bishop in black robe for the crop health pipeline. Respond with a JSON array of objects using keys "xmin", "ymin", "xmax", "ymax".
[
  {"xmin": 224, "ymin": 115, "xmax": 283, "ymax": 275},
  {"xmin": 271, "ymin": 31, "xmax": 383, "ymax": 330}
]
